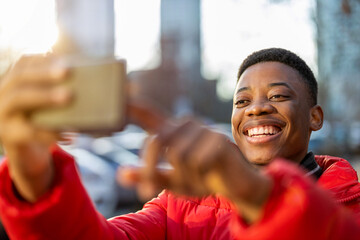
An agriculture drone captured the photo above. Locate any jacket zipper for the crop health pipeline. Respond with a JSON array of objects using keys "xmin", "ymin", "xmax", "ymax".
[{"xmin": 337, "ymin": 192, "xmax": 360, "ymax": 204}]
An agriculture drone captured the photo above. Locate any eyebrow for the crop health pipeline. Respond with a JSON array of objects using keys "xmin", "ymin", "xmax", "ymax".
[
  {"xmin": 235, "ymin": 82, "xmax": 293, "ymax": 95},
  {"xmin": 236, "ymin": 87, "xmax": 250, "ymax": 94},
  {"xmin": 268, "ymin": 82, "xmax": 293, "ymax": 90}
]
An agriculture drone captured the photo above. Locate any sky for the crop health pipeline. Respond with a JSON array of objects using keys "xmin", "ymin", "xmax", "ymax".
[
  {"xmin": 0, "ymin": 0, "xmax": 58, "ymax": 54},
  {"xmin": 0, "ymin": 0, "xmax": 316, "ymax": 99}
]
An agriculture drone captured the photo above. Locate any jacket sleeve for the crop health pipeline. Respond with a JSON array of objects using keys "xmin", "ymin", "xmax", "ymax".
[
  {"xmin": 229, "ymin": 159, "xmax": 360, "ymax": 240},
  {"xmin": 0, "ymin": 146, "xmax": 167, "ymax": 240}
]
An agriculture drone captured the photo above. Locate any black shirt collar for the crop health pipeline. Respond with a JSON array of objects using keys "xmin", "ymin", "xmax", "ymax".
[{"xmin": 299, "ymin": 152, "xmax": 323, "ymax": 180}]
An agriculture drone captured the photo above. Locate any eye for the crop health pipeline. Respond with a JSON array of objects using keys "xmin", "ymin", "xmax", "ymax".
[
  {"xmin": 234, "ymin": 99, "xmax": 250, "ymax": 107},
  {"xmin": 269, "ymin": 94, "xmax": 289, "ymax": 101}
]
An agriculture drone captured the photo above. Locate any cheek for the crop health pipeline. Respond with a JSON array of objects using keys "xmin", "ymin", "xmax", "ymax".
[
  {"xmin": 231, "ymin": 108, "xmax": 242, "ymax": 131},
  {"xmin": 231, "ymin": 108, "xmax": 243, "ymax": 140},
  {"xmin": 285, "ymin": 105, "xmax": 310, "ymax": 137}
]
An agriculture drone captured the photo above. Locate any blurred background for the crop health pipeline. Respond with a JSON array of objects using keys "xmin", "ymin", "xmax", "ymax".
[{"xmin": 0, "ymin": 0, "xmax": 359, "ymax": 218}]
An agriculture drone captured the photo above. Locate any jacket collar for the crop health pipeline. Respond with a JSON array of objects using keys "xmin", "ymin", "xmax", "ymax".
[
  {"xmin": 316, "ymin": 155, "xmax": 360, "ymax": 203},
  {"xmin": 299, "ymin": 152, "xmax": 323, "ymax": 179}
]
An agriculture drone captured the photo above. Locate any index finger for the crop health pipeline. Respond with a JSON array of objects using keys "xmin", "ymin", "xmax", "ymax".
[
  {"xmin": 141, "ymin": 135, "xmax": 172, "ymax": 188},
  {"xmin": 4, "ymin": 55, "xmax": 69, "ymax": 87}
]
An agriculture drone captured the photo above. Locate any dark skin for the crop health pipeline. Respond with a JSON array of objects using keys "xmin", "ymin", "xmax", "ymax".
[
  {"xmin": 232, "ymin": 62, "xmax": 323, "ymax": 166},
  {"xmin": 0, "ymin": 56, "xmax": 322, "ymax": 224}
]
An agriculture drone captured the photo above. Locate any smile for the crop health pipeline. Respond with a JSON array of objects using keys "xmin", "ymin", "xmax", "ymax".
[
  {"xmin": 242, "ymin": 124, "xmax": 283, "ymax": 144},
  {"xmin": 245, "ymin": 125, "xmax": 282, "ymax": 137}
]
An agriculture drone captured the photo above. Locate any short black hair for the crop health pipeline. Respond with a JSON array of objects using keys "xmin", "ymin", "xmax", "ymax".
[{"xmin": 237, "ymin": 48, "xmax": 318, "ymax": 106}]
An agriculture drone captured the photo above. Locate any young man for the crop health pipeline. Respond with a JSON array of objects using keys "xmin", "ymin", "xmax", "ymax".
[{"xmin": 0, "ymin": 48, "xmax": 359, "ymax": 239}]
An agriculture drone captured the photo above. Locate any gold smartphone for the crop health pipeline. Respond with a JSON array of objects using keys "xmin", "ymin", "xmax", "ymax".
[{"xmin": 32, "ymin": 57, "xmax": 127, "ymax": 134}]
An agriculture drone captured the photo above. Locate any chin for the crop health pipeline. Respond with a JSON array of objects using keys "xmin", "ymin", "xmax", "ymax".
[{"xmin": 246, "ymin": 154, "xmax": 275, "ymax": 166}]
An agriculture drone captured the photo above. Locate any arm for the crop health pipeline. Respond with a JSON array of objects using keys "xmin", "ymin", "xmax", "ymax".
[
  {"xmin": 0, "ymin": 56, "xmax": 168, "ymax": 239},
  {"xmin": 0, "ymin": 146, "xmax": 168, "ymax": 240},
  {"xmin": 229, "ymin": 159, "xmax": 360, "ymax": 240},
  {"xmin": 0, "ymin": 56, "xmax": 70, "ymax": 202},
  {"xmin": 122, "ymin": 108, "xmax": 273, "ymax": 223}
]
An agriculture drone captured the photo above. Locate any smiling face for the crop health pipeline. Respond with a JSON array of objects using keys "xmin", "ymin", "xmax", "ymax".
[{"xmin": 231, "ymin": 61, "xmax": 323, "ymax": 165}]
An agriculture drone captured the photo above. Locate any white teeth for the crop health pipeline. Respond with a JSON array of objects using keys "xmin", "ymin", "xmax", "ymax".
[
  {"xmin": 253, "ymin": 128, "xmax": 258, "ymax": 135},
  {"xmin": 264, "ymin": 127, "xmax": 269, "ymax": 134},
  {"xmin": 247, "ymin": 126, "xmax": 280, "ymax": 137}
]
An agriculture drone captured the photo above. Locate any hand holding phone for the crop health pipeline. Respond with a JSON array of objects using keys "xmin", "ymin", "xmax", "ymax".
[{"xmin": 32, "ymin": 57, "xmax": 127, "ymax": 134}]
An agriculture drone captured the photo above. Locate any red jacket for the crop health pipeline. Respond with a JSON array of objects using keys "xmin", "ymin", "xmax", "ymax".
[{"xmin": 0, "ymin": 147, "xmax": 359, "ymax": 240}]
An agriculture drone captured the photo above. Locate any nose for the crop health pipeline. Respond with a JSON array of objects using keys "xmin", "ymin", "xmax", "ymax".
[{"xmin": 244, "ymin": 100, "xmax": 275, "ymax": 116}]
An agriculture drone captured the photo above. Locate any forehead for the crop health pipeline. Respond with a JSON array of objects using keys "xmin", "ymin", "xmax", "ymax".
[{"xmin": 236, "ymin": 62, "xmax": 307, "ymax": 94}]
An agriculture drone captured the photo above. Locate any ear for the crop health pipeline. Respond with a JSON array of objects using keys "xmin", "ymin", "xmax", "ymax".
[{"xmin": 309, "ymin": 105, "xmax": 323, "ymax": 131}]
